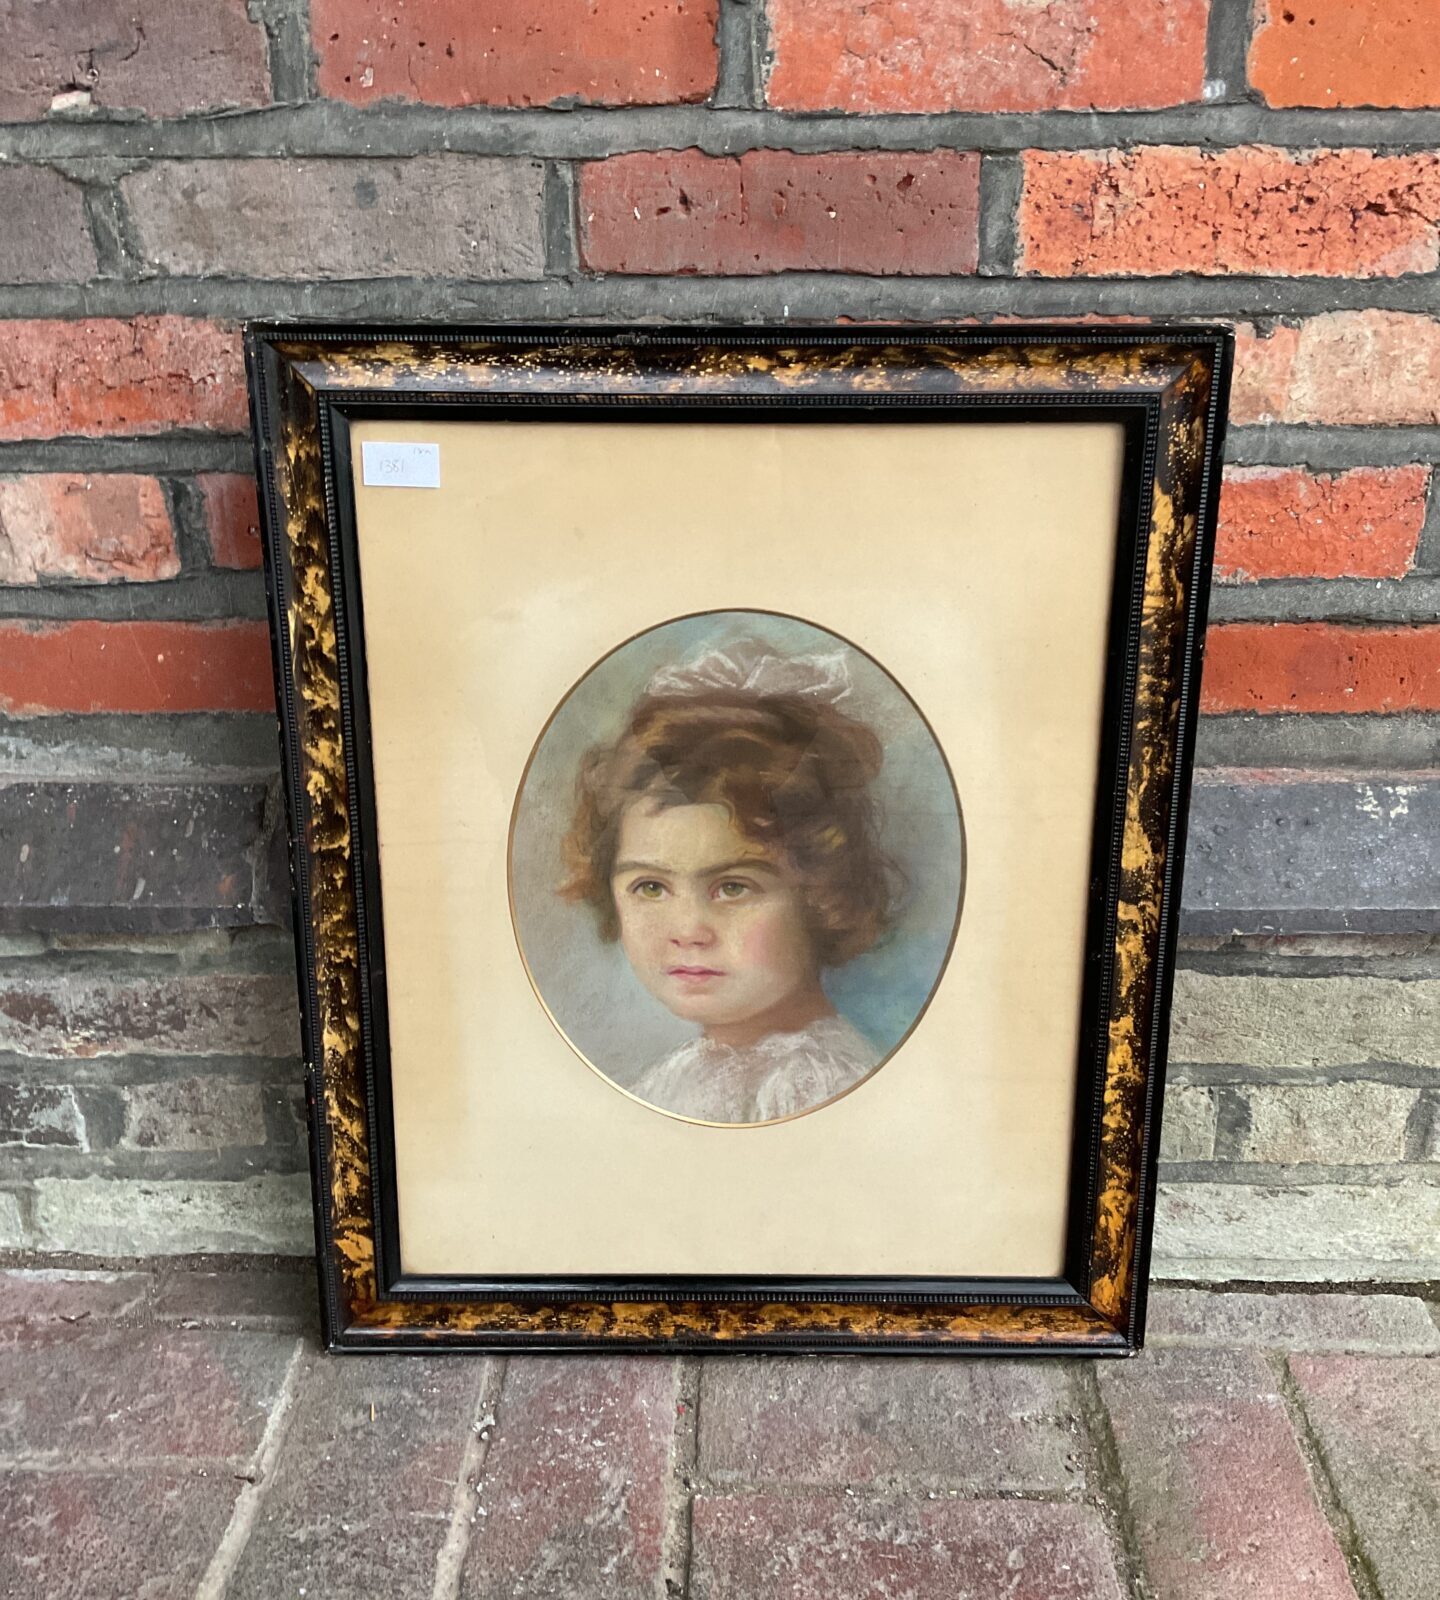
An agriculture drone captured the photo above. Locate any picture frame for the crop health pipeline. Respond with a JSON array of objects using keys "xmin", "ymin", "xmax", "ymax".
[{"xmin": 246, "ymin": 323, "xmax": 1232, "ymax": 1355}]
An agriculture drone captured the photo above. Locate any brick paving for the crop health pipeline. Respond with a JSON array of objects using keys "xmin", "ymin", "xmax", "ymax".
[{"xmin": 0, "ymin": 1264, "xmax": 1435, "ymax": 1599}]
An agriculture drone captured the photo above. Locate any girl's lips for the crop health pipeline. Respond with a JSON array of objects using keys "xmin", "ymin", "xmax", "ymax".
[{"xmin": 667, "ymin": 966, "xmax": 724, "ymax": 979}]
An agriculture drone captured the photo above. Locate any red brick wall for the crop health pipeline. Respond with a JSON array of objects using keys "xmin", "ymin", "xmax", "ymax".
[{"xmin": 0, "ymin": 0, "xmax": 1436, "ymax": 1275}]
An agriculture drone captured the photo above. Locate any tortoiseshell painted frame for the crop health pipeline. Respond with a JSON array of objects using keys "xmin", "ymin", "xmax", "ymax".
[{"xmin": 245, "ymin": 324, "xmax": 1232, "ymax": 1355}]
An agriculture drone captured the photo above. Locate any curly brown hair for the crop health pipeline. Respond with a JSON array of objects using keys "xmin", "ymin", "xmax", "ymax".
[{"xmin": 559, "ymin": 687, "xmax": 901, "ymax": 967}]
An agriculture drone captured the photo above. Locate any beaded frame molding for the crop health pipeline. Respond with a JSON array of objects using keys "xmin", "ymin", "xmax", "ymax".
[{"xmin": 246, "ymin": 324, "xmax": 1232, "ymax": 1354}]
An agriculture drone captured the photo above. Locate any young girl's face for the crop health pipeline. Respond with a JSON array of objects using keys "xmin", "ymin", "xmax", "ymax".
[{"xmin": 610, "ymin": 800, "xmax": 819, "ymax": 1032}]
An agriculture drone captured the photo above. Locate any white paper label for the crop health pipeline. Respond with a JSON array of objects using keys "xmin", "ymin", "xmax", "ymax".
[{"xmin": 361, "ymin": 440, "xmax": 440, "ymax": 489}]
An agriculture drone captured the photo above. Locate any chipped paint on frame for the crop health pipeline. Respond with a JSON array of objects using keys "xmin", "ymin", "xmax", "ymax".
[{"xmin": 249, "ymin": 326, "xmax": 1229, "ymax": 1353}]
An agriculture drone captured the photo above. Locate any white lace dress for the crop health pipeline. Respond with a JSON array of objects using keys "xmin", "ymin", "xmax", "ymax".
[{"xmin": 630, "ymin": 1015, "xmax": 880, "ymax": 1123}]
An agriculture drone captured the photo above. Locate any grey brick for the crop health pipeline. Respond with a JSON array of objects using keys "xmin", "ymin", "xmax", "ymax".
[
  {"xmin": 0, "ymin": 968, "xmax": 300, "ymax": 1060},
  {"xmin": 1234, "ymin": 1082, "xmax": 1417, "ymax": 1165},
  {"xmin": 1155, "ymin": 1182, "xmax": 1440, "ymax": 1282},
  {"xmin": 1147, "ymin": 1288, "xmax": 1440, "ymax": 1354},
  {"xmin": 31, "ymin": 1173, "xmax": 312, "ymax": 1256},
  {"xmin": 124, "ymin": 157, "xmax": 548, "ymax": 280},
  {"xmin": 1170, "ymin": 974, "xmax": 1440, "ymax": 1070},
  {"xmin": 119, "ymin": 1076, "xmax": 269, "ymax": 1151},
  {"xmin": 0, "ymin": 1082, "xmax": 87, "ymax": 1148},
  {"xmin": 0, "ymin": 168, "xmax": 96, "ymax": 283},
  {"xmin": 1160, "ymin": 1085, "xmax": 1217, "ymax": 1161},
  {"xmin": 1181, "ymin": 777, "xmax": 1440, "ymax": 935},
  {"xmin": 151, "ymin": 1265, "xmax": 318, "ymax": 1334}
]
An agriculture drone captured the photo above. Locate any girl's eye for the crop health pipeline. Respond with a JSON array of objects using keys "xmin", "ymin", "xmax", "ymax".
[
  {"xmin": 713, "ymin": 880, "xmax": 754, "ymax": 901},
  {"xmin": 630, "ymin": 880, "xmax": 667, "ymax": 900}
]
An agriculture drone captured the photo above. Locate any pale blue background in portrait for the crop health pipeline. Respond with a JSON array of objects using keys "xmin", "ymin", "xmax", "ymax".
[{"xmin": 509, "ymin": 611, "xmax": 965, "ymax": 1091}]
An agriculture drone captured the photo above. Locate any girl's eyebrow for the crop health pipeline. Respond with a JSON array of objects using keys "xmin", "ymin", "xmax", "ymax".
[{"xmin": 612, "ymin": 857, "xmax": 780, "ymax": 879}]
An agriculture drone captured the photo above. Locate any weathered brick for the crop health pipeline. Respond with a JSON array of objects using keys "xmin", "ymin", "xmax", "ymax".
[
  {"xmin": 119, "ymin": 1077, "xmax": 269, "ymax": 1152},
  {"xmin": 698, "ymin": 1357, "xmax": 1084, "ymax": 1490},
  {"xmin": 580, "ymin": 149, "xmax": 981, "ymax": 275},
  {"xmin": 0, "ymin": 1323, "xmax": 296, "ymax": 1462},
  {"xmin": 0, "ymin": 970, "xmax": 299, "ymax": 1060},
  {"xmin": 125, "ymin": 157, "xmax": 548, "ymax": 281},
  {"xmin": 0, "ymin": 0, "xmax": 269, "ymax": 120},
  {"xmin": 1148, "ymin": 1289, "xmax": 1440, "ymax": 1354},
  {"xmin": 1216, "ymin": 466, "xmax": 1428, "ymax": 582},
  {"xmin": 1100, "ymin": 1350, "xmax": 1355, "ymax": 1600},
  {"xmin": 1235, "ymin": 1082, "xmax": 1417, "ymax": 1165},
  {"xmin": 0, "ymin": 167, "xmax": 95, "ymax": 283},
  {"xmin": 314, "ymin": 0, "xmax": 718, "ymax": 107},
  {"xmin": 0, "ymin": 474, "xmax": 179, "ymax": 584},
  {"xmin": 0, "ymin": 1083, "xmax": 86, "ymax": 1148},
  {"xmin": 1182, "ymin": 778, "xmax": 1440, "ymax": 937},
  {"xmin": 1232, "ymin": 313, "xmax": 1440, "ymax": 426},
  {"xmin": 0, "ymin": 620, "xmax": 273, "ymax": 714},
  {"xmin": 1021, "ymin": 147, "xmax": 1440, "ymax": 278},
  {"xmin": 1155, "ymin": 1182, "xmax": 1440, "ymax": 1280},
  {"xmin": 198, "ymin": 473, "xmax": 263, "ymax": 570},
  {"xmin": 1251, "ymin": 0, "xmax": 1440, "ymax": 109},
  {"xmin": 1290, "ymin": 1356, "xmax": 1440, "ymax": 1600},
  {"xmin": 0, "ymin": 318, "xmax": 245, "ymax": 442},
  {"xmin": 0, "ymin": 1469, "xmax": 239, "ymax": 1600},
  {"xmin": 1171, "ymin": 976, "xmax": 1440, "ymax": 1069},
  {"xmin": 230, "ymin": 1354, "xmax": 487, "ymax": 1600},
  {"xmin": 1201, "ymin": 624, "xmax": 1440, "ymax": 714},
  {"xmin": 463, "ymin": 1357, "xmax": 675, "ymax": 1599},
  {"xmin": 31, "ymin": 1173, "xmax": 313, "ymax": 1255},
  {"xmin": 0, "ymin": 1189, "xmax": 24, "ymax": 1247},
  {"xmin": 691, "ymin": 1496, "xmax": 1126, "ymax": 1600},
  {"xmin": 1160, "ymin": 1085, "xmax": 1217, "ymax": 1162},
  {"xmin": 765, "ymin": 0, "xmax": 1206, "ymax": 112}
]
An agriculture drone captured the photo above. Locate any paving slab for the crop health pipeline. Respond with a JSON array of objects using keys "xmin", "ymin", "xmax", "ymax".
[
  {"xmin": 227, "ymin": 1351, "xmax": 488, "ymax": 1600},
  {"xmin": 1148, "ymin": 1288, "xmax": 1440, "ymax": 1354},
  {"xmin": 0, "ymin": 1465, "xmax": 238, "ymax": 1600},
  {"xmin": 0, "ymin": 1323, "xmax": 297, "ymax": 1465},
  {"xmin": 699, "ymin": 1356, "xmax": 1086, "ymax": 1491},
  {"xmin": 151, "ymin": 1265, "xmax": 319, "ymax": 1335},
  {"xmin": 1290, "ymin": 1355, "xmax": 1440, "ymax": 1600},
  {"xmin": 462, "ymin": 1355, "xmax": 677, "ymax": 1600},
  {"xmin": 690, "ymin": 1494, "xmax": 1127, "ymax": 1600},
  {"xmin": 0, "ymin": 1267, "xmax": 151, "ymax": 1325},
  {"xmin": 1100, "ymin": 1348, "xmax": 1357, "ymax": 1600}
]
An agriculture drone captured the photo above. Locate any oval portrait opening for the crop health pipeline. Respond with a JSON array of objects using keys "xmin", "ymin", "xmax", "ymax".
[{"xmin": 509, "ymin": 611, "xmax": 965, "ymax": 1126}]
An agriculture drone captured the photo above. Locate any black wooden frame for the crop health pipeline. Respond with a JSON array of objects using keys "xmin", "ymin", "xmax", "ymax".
[{"xmin": 246, "ymin": 324, "xmax": 1231, "ymax": 1354}]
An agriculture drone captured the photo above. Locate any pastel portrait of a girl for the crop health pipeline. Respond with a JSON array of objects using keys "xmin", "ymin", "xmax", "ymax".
[{"xmin": 509, "ymin": 614, "xmax": 964, "ymax": 1126}]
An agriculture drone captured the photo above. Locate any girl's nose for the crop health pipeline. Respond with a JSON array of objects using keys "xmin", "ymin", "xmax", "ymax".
[{"xmin": 668, "ymin": 895, "xmax": 716, "ymax": 946}]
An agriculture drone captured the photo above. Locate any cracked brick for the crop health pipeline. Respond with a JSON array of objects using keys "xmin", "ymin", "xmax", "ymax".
[
  {"xmin": 0, "ymin": 0, "xmax": 269, "ymax": 119},
  {"xmin": 0, "ymin": 319, "xmax": 246, "ymax": 442},
  {"xmin": 765, "ymin": 0, "xmax": 1206, "ymax": 112}
]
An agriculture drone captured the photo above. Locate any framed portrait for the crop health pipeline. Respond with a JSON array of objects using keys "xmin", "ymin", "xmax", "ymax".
[{"xmin": 246, "ymin": 323, "xmax": 1231, "ymax": 1354}]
